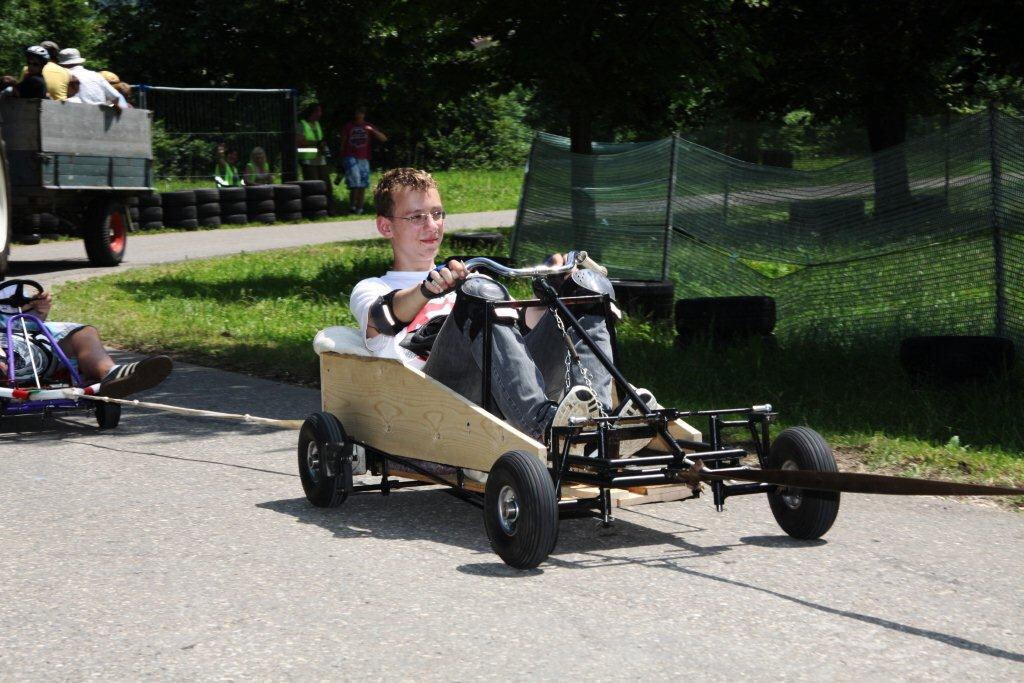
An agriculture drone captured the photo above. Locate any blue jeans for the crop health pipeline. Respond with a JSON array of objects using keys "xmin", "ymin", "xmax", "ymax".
[{"xmin": 422, "ymin": 309, "xmax": 613, "ymax": 440}]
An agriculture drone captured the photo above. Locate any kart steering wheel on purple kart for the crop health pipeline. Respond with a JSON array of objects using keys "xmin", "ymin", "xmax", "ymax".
[{"xmin": 0, "ymin": 280, "xmax": 44, "ymax": 315}]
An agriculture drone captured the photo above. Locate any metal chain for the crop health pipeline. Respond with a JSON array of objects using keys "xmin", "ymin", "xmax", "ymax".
[{"xmin": 552, "ymin": 309, "xmax": 606, "ymax": 417}]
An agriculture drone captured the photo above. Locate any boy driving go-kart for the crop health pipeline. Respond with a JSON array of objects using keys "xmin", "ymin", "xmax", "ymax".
[
  {"xmin": 349, "ymin": 168, "xmax": 658, "ymax": 456},
  {"xmin": 1, "ymin": 279, "xmax": 172, "ymax": 397}
]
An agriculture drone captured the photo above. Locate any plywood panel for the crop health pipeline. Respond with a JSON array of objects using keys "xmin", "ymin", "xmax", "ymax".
[{"xmin": 320, "ymin": 352, "xmax": 546, "ymax": 472}]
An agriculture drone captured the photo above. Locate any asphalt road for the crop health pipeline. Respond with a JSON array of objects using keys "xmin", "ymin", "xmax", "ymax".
[{"xmin": 1, "ymin": 216, "xmax": 1022, "ymax": 679}]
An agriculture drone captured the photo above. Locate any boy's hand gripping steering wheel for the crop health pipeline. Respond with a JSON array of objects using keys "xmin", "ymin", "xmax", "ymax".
[{"xmin": 0, "ymin": 280, "xmax": 44, "ymax": 314}]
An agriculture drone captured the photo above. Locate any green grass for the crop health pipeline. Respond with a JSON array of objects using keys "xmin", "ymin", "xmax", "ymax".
[
  {"xmin": 52, "ymin": 238, "xmax": 1024, "ymax": 500},
  {"xmin": 151, "ymin": 167, "xmax": 524, "ymax": 217}
]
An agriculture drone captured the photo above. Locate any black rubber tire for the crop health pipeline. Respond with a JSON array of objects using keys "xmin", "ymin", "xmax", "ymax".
[
  {"xmin": 36, "ymin": 212, "xmax": 59, "ymax": 230},
  {"xmin": 298, "ymin": 412, "xmax": 350, "ymax": 508},
  {"xmin": 303, "ymin": 209, "xmax": 329, "ymax": 220},
  {"xmin": 161, "ymin": 190, "xmax": 196, "ymax": 207},
  {"xmin": 169, "ymin": 218, "xmax": 199, "ymax": 230},
  {"xmin": 140, "ymin": 206, "xmax": 163, "ymax": 221},
  {"xmin": 276, "ymin": 212, "xmax": 303, "ymax": 222},
  {"xmin": 252, "ymin": 213, "xmax": 276, "ymax": 224},
  {"xmin": 194, "ymin": 188, "xmax": 220, "ymax": 204},
  {"xmin": 900, "ymin": 336, "xmax": 1015, "ymax": 384},
  {"xmin": 293, "ymin": 179, "xmax": 327, "ymax": 196},
  {"xmin": 448, "ymin": 231, "xmax": 503, "ymax": 247},
  {"xmin": 484, "ymin": 450, "xmax": 559, "ymax": 569},
  {"xmin": 220, "ymin": 201, "xmax": 247, "ymax": 217},
  {"xmin": 276, "ymin": 198, "xmax": 303, "ymax": 213},
  {"xmin": 196, "ymin": 201, "xmax": 221, "ymax": 218},
  {"xmin": 302, "ymin": 194, "xmax": 328, "ymax": 210},
  {"xmin": 128, "ymin": 206, "xmax": 140, "ymax": 227},
  {"xmin": 218, "ymin": 187, "xmax": 246, "ymax": 202},
  {"xmin": 247, "ymin": 199, "xmax": 276, "ymax": 215},
  {"xmin": 83, "ymin": 198, "xmax": 128, "ymax": 266},
  {"xmin": 139, "ymin": 192, "xmax": 162, "ymax": 208},
  {"xmin": 675, "ymin": 296, "xmax": 776, "ymax": 340},
  {"xmin": 222, "ymin": 214, "xmax": 248, "ymax": 225},
  {"xmin": 611, "ymin": 279, "xmax": 675, "ymax": 321},
  {"xmin": 766, "ymin": 427, "xmax": 840, "ymax": 540},
  {"xmin": 199, "ymin": 216, "xmax": 222, "ymax": 228},
  {"xmin": 163, "ymin": 205, "xmax": 198, "ymax": 221},
  {"xmin": 140, "ymin": 220, "xmax": 164, "ymax": 231},
  {"xmin": 95, "ymin": 401, "xmax": 121, "ymax": 429},
  {"xmin": 245, "ymin": 184, "xmax": 274, "ymax": 201},
  {"xmin": 273, "ymin": 184, "xmax": 301, "ymax": 201}
]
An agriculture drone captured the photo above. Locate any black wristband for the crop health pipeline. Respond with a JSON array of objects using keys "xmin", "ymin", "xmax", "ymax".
[{"xmin": 420, "ymin": 280, "xmax": 446, "ymax": 299}]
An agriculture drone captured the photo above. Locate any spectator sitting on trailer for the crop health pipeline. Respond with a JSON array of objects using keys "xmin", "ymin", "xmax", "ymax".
[
  {"xmin": 65, "ymin": 76, "xmax": 82, "ymax": 102},
  {"xmin": 214, "ymin": 143, "xmax": 244, "ymax": 187},
  {"xmin": 56, "ymin": 48, "xmax": 126, "ymax": 110},
  {"xmin": 99, "ymin": 71, "xmax": 133, "ymax": 107},
  {"xmin": 243, "ymin": 147, "xmax": 274, "ymax": 185},
  {"xmin": 2, "ymin": 46, "xmax": 52, "ymax": 99},
  {"xmin": 0, "ymin": 282, "xmax": 173, "ymax": 397},
  {"xmin": 19, "ymin": 41, "xmax": 69, "ymax": 100}
]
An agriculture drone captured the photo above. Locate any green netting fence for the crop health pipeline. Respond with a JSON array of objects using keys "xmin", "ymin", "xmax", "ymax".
[{"xmin": 511, "ymin": 108, "xmax": 1024, "ymax": 346}]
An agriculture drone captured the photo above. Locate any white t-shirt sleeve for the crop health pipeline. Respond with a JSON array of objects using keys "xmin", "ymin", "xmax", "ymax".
[{"xmin": 349, "ymin": 277, "xmax": 393, "ymax": 354}]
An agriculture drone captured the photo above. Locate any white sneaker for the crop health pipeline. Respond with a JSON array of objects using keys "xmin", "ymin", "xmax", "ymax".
[
  {"xmin": 615, "ymin": 386, "xmax": 662, "ymax": 457},
  {"xmin": 550, "ymin": 385, "xmax": 603, "ymax": 456}
]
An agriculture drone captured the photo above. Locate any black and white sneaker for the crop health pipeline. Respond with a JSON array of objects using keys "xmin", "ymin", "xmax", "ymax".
[
  {"xmin": 99, "ymin": 356, "xmax": 173, "ymax": 398},
  {"xmin": 550, "ymin": 385, "xmax": 603, "ymax": 456}
]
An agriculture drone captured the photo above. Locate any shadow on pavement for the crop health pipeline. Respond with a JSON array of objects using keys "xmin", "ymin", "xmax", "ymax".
[{"xmin": 6, "ymin": 259, "xmax": 91, "ymax": 277}]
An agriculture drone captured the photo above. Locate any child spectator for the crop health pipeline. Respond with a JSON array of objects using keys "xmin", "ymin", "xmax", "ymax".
[{"xmin": 243, "ymin": 147, "xmax": 274, "ymax": 185}]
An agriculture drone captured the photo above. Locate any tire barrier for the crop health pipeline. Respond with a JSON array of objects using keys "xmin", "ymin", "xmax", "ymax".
[
  {"xmin": 675, "ymin": 295, "xmax": 777, "ymax": 345},
  {"xmin": 611, "ymin": 279, "xmax": 675, "ymax": 321},
  {"xmin": 448, "ymin": 231, "xmax": 503, "ymax": 247},
  {"xmin": 161, "ymin": 190, "xmax": 198, "ymax": 230},
  {"xmin": 899, "ymin": 336, "xmax": 1015, "ymax": 384}
]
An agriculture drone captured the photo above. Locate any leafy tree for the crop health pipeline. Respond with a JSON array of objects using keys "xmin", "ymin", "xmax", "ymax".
[{"xmin": 0, "ymin": 0, "xmax": 105, "ymax": 77}]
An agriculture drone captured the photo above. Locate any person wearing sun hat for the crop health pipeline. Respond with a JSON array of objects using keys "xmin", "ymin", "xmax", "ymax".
[{"xmin": 56, "ymin": 48, "xmax": 127, "ymax": 109}]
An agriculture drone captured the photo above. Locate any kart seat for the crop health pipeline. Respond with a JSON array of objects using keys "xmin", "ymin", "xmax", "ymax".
[{"xmin": 313, "ymin": 326, "xmax": 372, "ymax": 357}]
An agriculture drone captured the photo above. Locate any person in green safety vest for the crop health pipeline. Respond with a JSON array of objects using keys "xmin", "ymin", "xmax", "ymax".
[
  {"xmin": 296, "ymin": 101, "xmax": 335, "ymax": 212},
  {"xmin": 214, "ymin": 143, "xmax": 243, "ymax": 187}
]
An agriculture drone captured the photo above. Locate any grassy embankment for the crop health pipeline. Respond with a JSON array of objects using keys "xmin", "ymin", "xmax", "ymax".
[{"xmin": 53, "ymin": 235, "xmax": 1024, "ymax": 503}]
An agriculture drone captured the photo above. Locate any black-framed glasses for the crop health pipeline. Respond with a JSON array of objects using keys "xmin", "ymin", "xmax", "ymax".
[{"xmin": 388, "ymin": 209, "xmax": 446, "ymax": 227}]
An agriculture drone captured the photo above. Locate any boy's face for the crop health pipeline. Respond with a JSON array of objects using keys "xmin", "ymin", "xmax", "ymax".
[{"xmin": 377, "ymin": 187, "xmax": 444, "ymax": 270}]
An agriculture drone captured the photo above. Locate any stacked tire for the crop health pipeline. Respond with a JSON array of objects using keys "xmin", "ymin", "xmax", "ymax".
[
  {"xmin": 195, "ymin": 188, "xmax": 221, "ymax": 228},
  {"xmin": 138, "ymin": 193, "xmax": 163, "ymax": 230},
  {"xmin": 273, "ymin": 183, "xmax": 303, "ymax": 222},
  {"xmin": 675, "ymin": 295, "xmax": 776, "ymax": 346},
  {"xmin": 295, "ymin": 180, "xmax": 329, "ymax": 220},
  {"xmin": 246, "ymin": 185, "xmax": 276, "ymax": 223},
  {"xmin": 610, "ymin": 279, "xmax": 675, "ymax": 321},
  {"xmin": 219, "ymin": 187, "xmax": 248, "ymax": 225},
  {"xmin": 161, "ymin": 190, "xmax": 198, "ymax": 230}
]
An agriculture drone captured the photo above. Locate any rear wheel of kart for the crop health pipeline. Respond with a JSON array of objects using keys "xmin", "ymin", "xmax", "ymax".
[
  {"xmin": 298, "ymin": 412, "xmax": 351, "ymax": 508},
  {"xmin": 83, "ymin": 198, "xmax": 127, "ymax": 266},
  {"xmin": 766, "ymin": 427, "xmax": 840, "ymax": 539},
  {"xmin": 484, "ymin": 450, "xmax": 558, "ymax": 569},
  {"xmin": 95, "ymin": 401, "xmax": 122, "ymax": 430}
]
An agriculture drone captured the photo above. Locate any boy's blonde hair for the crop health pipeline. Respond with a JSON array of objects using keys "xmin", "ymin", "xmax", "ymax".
[{"xmin": 374, "ymin": 168, "xmax": 437, "ymax": 217}]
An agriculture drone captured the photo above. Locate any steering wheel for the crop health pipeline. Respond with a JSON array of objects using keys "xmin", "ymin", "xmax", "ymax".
[{"xmin": 0, "ymin": 279, "xmax": 44, "ymax": 314}]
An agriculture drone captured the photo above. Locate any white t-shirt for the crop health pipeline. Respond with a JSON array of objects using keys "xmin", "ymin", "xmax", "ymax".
[{"xmin": 349, "ymin": 269, "xmax": 457, "ymax": 370}]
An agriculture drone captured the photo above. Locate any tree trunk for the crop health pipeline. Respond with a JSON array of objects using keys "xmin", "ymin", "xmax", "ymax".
[
  {"xmin": 864, "ymin": 103, "xmax": 911, "ymax": 216},
  {"xmin": 569, "ymin": 104, "xmax": 598, "ymax": 257}
]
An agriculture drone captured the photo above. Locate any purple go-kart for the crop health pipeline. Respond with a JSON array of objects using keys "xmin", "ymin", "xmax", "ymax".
[{"xmin": 0, "ymin": 279, "xmax": 119, "ymax": 429}]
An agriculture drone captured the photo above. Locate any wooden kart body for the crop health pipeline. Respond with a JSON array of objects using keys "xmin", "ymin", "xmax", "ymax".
[{"xmin": 314, "ymin": 326, "xmax": 702, "ymax": 503}]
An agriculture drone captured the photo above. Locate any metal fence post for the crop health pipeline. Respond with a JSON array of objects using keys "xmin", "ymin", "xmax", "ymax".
[
  {"xmin": 989, "ymin": 103, "xmax": 1006, "ymax": 337},
  {"xmin": 661, "ymin": 134, "xmax": 678, "ymax": 282},
  {"xmin": 281, "ymin": 89, "xmax": 299, "ymax": 182}
]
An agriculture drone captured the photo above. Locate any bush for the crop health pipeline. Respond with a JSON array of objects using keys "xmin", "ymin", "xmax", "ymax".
[
  {"xmin": 151, "ymin": 120, "xmax": 216, "ymax": 183},
  {"xmin": 424, "ymin": 88, "xmax": 532, "ymax": 170}
]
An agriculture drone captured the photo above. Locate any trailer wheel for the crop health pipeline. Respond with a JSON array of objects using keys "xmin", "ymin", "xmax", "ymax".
[
  {"xmin": 766, "ymin": 427, "xmax": 840, "ymax": 539},
  {"xmin": 298, "ymin": 412, "xmax": 351, "ymax": 508},
  {"xmin": 95, "ymin": 401, "xmax": 121, "ymax": 430},
  {"xmin": 484, "ymin": 450, "xmax": 558, "ymax": 569},
  {"xmin": 83, "ymin": 198, "xmax": 127, "ymax": 266}
]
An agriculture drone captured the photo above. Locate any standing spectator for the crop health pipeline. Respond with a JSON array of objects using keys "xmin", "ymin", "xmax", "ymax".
[
  {"xmin": 243, "ymin": 146, "xmax": 275, "ymax": 185},
  {"xmin": 20, "ymin": 41, "xmax": 69, "ymax": 100},
  {"xmin": 214, "ymin": 143, "xmax": 243, "ymax": 187},
  {"xmin": 296, "ymin": 102, "xmax": 335, "ymax": 213},
  {"xmin": 56, "ymin": 48, "xmax": 127, "ymax": 109},
  {"xmin": 339, "ymin": 106, "xmax": 387, "ymax": 214}
]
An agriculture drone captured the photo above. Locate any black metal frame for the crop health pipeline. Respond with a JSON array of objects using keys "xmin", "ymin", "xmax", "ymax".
[{"xmin": 324, "ymin": 278, "xmax": 779, "ymax": 524}]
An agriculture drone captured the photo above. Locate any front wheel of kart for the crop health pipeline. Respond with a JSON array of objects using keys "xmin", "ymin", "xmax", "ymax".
[
  {"xmin": 484, "ymin": 450, "xmax": 558, "ymax": 569},
  {"xmin": 767, "ymin": 427, "xmax": 840, "ymax": 539},
  {"xmin": 95, "ymin": 401, "xmax": 121, "ymax": 429},
  {"xmin": 297, "ymin": 412, "xmax": 351, "ymax": 508}
]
